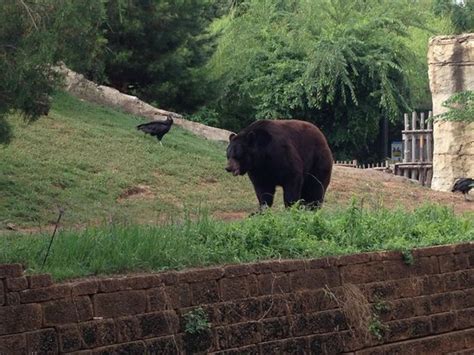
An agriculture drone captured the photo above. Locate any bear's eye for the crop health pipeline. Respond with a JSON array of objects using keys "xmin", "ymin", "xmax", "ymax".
[{"xmin": 234, "ymin": 145, "xmax": 243, "ymax": 160}]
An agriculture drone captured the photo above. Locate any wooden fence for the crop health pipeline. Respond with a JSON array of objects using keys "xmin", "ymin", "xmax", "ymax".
[
  {"xmin": 394, "ymin": 111, "xmax": 433, "ymax": 186},
  {"xmin": 334, "ymin": 111, "xmax": 434, "ymax": 186}
]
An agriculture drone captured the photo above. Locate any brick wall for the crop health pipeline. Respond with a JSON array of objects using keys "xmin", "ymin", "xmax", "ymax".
[{"xmin": 1, "ymin": 242, "xmax": 473, "ymax": 354}]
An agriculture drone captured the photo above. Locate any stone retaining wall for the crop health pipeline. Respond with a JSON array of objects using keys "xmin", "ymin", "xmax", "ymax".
[{"xmin": 1, "ymin": 242, "xmax": 473, "ymax": 354}]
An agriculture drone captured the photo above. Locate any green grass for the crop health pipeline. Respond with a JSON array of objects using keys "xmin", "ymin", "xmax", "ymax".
[
  {"xmin": 1, "ymin": 202, "xmax": 472, "ymax": 280},
  {"xmin": 0, "ymin": 92, "xmax": 256, "ymax": 229}
]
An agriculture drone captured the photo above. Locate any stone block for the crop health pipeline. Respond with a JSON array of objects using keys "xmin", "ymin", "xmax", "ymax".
[
  {"xmin": 20, "ymin": 284, "xmax": 70, "ymax": 303},
  {"xmin": 5, "ymin": 277, "xmax": 28, "ymax": 292},
  {"xmin": 116, "ymin": 316, "xmax": 142, "ymax": 343},
  {"xmin": 261, "ymin": 317, "xmax": 290, "ymax": 341},
  {"xmin": 289, "ymin": 268, "xmax": 327, "ymax": 291},
  {"xmin": 137, "ymin": 311, "xmax": 179, "ymax": 338},
  {"xmin": 220, "ymin": 276, "xmax": 249, "ymax": 301},
  {"xmin": 27, "ymin": 274, "xmax": 52, "ymax": 289},
  {"xmin": 26, "ymin": 328, "xmax": 58, "ymax": 353},
  {"xmin": 94, "ymin": 290, "xmax": 147, "ymax": 318},
  {"xmin": 80, "ymin": 319, "xmax": 116, "ymax": 349},
  {"xmin": 0, "ymin": 264, "xmax": 23, "ymax": 278},
  {"xmin": 225, "ymin": 322, "xmax": 260, "ymax": 348},
  {"xmin": 145, "ymin": 335, "xmax": 182, "ymax": 354},
  {"xmin": 58, "ymin": 325, "xmax": 82, "ymax": 353},
  {"xmin": 190, "ymin": 280, "xmax": 220, "ymax": 305},
  {"xmin": 0, "ymin": 304, "xmax": 42, "ymax": 335},
  {"xmin": 165, "ymin": 284, "xmax": 192, "ymax": 308},
  {"xmin": 178, "ymin": 267, "xmax": 224, "ymax": 283},
  {"xmin": 257, "ymin": 273, "xmax": 290, "ymax": 295},
  {"xmin": 0, "ymin": 334, "xmax": 26, "ymax": 353},
  {"xmin": 72, "ymin": 280, "xmax": 99, "ymax": 296}
]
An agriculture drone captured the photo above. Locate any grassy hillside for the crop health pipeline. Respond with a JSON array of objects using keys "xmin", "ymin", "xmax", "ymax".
[
  {"xmin": 1, "ymin": 92, "xmax": 472, "ymax": 234},
  {"xmin": 1, "ymin": 92, "xmax": 472, "ymax": 280},
  {"xmin": 0, "ymin": 92, "xmax": 256, "ymax": 230}
]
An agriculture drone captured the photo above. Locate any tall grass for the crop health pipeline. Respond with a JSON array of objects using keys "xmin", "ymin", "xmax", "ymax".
[{"xmin": 1, "ymin": 202, "xmax": 472, "ymax": 280}]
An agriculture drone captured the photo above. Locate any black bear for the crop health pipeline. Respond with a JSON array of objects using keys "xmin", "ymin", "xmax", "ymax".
[{"xmin": 225, "ymin": 119, "xmax": 333, "ymax": 209}]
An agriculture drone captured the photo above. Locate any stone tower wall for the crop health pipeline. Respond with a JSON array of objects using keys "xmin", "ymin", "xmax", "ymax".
[{"xmin": 428, "ymin": 34, "xmax": 474, "ymax": 192}]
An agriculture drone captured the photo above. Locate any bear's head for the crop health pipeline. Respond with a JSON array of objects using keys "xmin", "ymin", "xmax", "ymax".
[{"xmin": 225, "ymin": 128, "xmax": 272, "ymax": 176}]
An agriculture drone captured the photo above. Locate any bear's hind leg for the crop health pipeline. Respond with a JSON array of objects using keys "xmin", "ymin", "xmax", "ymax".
[
  {"xmin": 282, "ymin": 177, "xmax": 303, "ymax": 207},
  {"xmin": 301, "ymin": 173, "xmax": 326, "ymax": 209}
]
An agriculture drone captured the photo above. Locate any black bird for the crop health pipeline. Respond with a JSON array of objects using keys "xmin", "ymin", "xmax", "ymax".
[
  {"xmin": 136, "ymin": 117, "xmax": 173, "ymax": 146},
  {"xmin": 451, "ymin": 178, "xmax": 474, "ymax": 200}
]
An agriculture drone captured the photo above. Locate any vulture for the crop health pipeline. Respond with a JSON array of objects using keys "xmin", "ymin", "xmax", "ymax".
[
  {"xmin": 136, "ymin": 117, "xmax": 173, "ymax": 146},
  {"xmin": 451, "ymin": 178, "xmax": 474, "ymax": 200}
]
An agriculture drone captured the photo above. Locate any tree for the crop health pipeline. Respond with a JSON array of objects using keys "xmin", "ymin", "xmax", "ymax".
[
  {"xmin": 102, "ymin": 0, "xmax": 217, "ymax": 112},
  {"xmin": 0, "ymin": 1, "xmax": 58, "ymax": 143},
  {"xmin": 433, "ymin": 0, "xmax": 473, "ymax": 33},
  {"xmin": 204, "ymin": 0, "xmax": 446, "ymax": 160},
  {"xmin": 0, "ymin": 0, "xmax": 107, "ymax": 144}
]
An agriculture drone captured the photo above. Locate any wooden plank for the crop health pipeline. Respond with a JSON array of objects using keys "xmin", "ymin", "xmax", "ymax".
[
  {"xmin": 403, "ymin": 113, "xmax": 409, "ymax": 163},
  {"xmin": 427, "ymin": 111, "xmax": 433, "ymax": 162},
  {"xmin": 420, "ymin": 112, "xmax": 425, "ymax": 162},
  {"xmin": 395, "ymin": 163, "xmax": 433, "ymax": 168},
  {"xmin": 411, "ymin": 112, "xmax": 417, "ymax": 162},
  {"xmin": 401, "ymin": 129, "xmax": 433, "ymax": 134}
]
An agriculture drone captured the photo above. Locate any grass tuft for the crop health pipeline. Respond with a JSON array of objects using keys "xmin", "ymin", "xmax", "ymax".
[{"xmin": 0, "ymin": 203, "xmax": 472, "ymax": 280}]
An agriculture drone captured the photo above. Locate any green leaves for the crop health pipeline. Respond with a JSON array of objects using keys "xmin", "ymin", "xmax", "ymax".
[
  {"xmin": 436, "ymin": 91, "xmax": 474, "ymax": 123},
  {"xmin": 205, "ymin": 0, "xmax": 433, "ymax": 158}
]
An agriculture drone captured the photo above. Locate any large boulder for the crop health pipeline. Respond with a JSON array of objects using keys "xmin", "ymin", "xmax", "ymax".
[
  {"xmin": 56, "ymin": 64, "xmax": 233, "ymax": 142},
  {"xmin": 428, "ymin": 34, "xmax": 474, "ymax": 192}
]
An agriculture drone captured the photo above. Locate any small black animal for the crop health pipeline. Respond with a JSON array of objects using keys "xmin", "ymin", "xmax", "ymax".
[
  {"xmin": 136, "ymin": 117, "xmax": 173, "ymax": 146},
  {"xmin": 452, "ymin": 178, "xmax": 473, "ymax": 201}
]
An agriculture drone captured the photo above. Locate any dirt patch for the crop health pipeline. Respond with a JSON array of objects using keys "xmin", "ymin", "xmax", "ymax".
[
  {"xmin": 326, "ymin": 166, "xmax": 473, "ymax": 214},
  {"xmin": 117, "ymin": 184, "xmax": 154, "ymax": 202}
]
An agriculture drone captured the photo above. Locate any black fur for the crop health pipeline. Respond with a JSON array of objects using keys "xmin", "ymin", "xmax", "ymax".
[
  {"xmin": 136, "ymin": 117, "xmax": 173, "ymax": 142},
  {"xmin": 226, "ymin": 119, "xmax": 333, "ymax": 209}
]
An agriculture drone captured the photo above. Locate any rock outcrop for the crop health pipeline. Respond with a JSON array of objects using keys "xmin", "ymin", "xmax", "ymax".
[
  {"xmin": 56, "ymin": 65, "xmax": 233, "ymax": 142},
  {"xmin": 428, "ymin": 34, "xmax": 474, "ymax": 192}
]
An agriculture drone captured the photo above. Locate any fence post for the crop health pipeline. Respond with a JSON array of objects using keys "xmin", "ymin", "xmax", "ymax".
[
  {"xmin": 403, "ymin": 113, "xmax": 409, "ymax": 163},
  {"xmin": 420, "ymin": 112, "xmax": 425, "ymax": 162},
  {"xmin": 411, "ymin": 112, "xmax": 417, "ymax": 162},
  {"xmin": 427, "ymin": 111, "xmax": 433, "ymax": 162}
]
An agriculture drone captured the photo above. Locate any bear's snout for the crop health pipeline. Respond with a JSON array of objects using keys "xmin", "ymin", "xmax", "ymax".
[{"xmin": 225, "ymin": 159, "xmax": 241, "ymax": 176}]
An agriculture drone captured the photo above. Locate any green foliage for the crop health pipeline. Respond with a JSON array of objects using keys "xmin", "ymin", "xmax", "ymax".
[
  {"xmin": 435, "ymin": 91, "xmax": 474, "ymax": 123},
  {"xmin": 186, "ymin": 107, "xmax": 220, "ymax": 127},
  {"xmin": 0, "ymin": 0, "xmax": 108, "ymax": 144},
  {"xmin": 368, "ymin": 315, "xmax": 387, "ymax": 340},
  {"xmin": 102, "ymin": 0, "xmax": 217, "ymax": 112},
  {"xmin": 184, "ymin": 308, "xmax": 211, "ymax": 335},
  {"xmin": 204, "ymin": 0, "xmax": 440, "ymax": 158},
  {"xmin": 0, "ymin": 1, "xmax": 59, "ymax": 143},
  {"xmin": 49, "ymin": 0, "xmax": 107, "ymax": 80},
  {"xmin": 402, "ymin": 250, "xmax": 414, "ymax": 265},
  {"xmin": 432, "ymin": 0, "xmax": 473, "ymax": 33},
  {"xmin": 1, "ymin": 201, "xmax": 472, "ymax": 280}
]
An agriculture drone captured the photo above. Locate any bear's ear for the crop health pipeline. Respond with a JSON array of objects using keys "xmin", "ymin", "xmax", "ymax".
[
  {"xmin": 229, "ymin": 133, "xmax": 236, "ymax": 141},
  {"xmin": 247, "ymin": 129, "xmax": 271, "ymax": 147}
]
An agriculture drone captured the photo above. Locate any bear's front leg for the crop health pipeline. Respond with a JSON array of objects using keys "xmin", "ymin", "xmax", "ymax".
[{"xmin": 254, "ymin": 184, "xmax": 276, "ymax": 209}]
